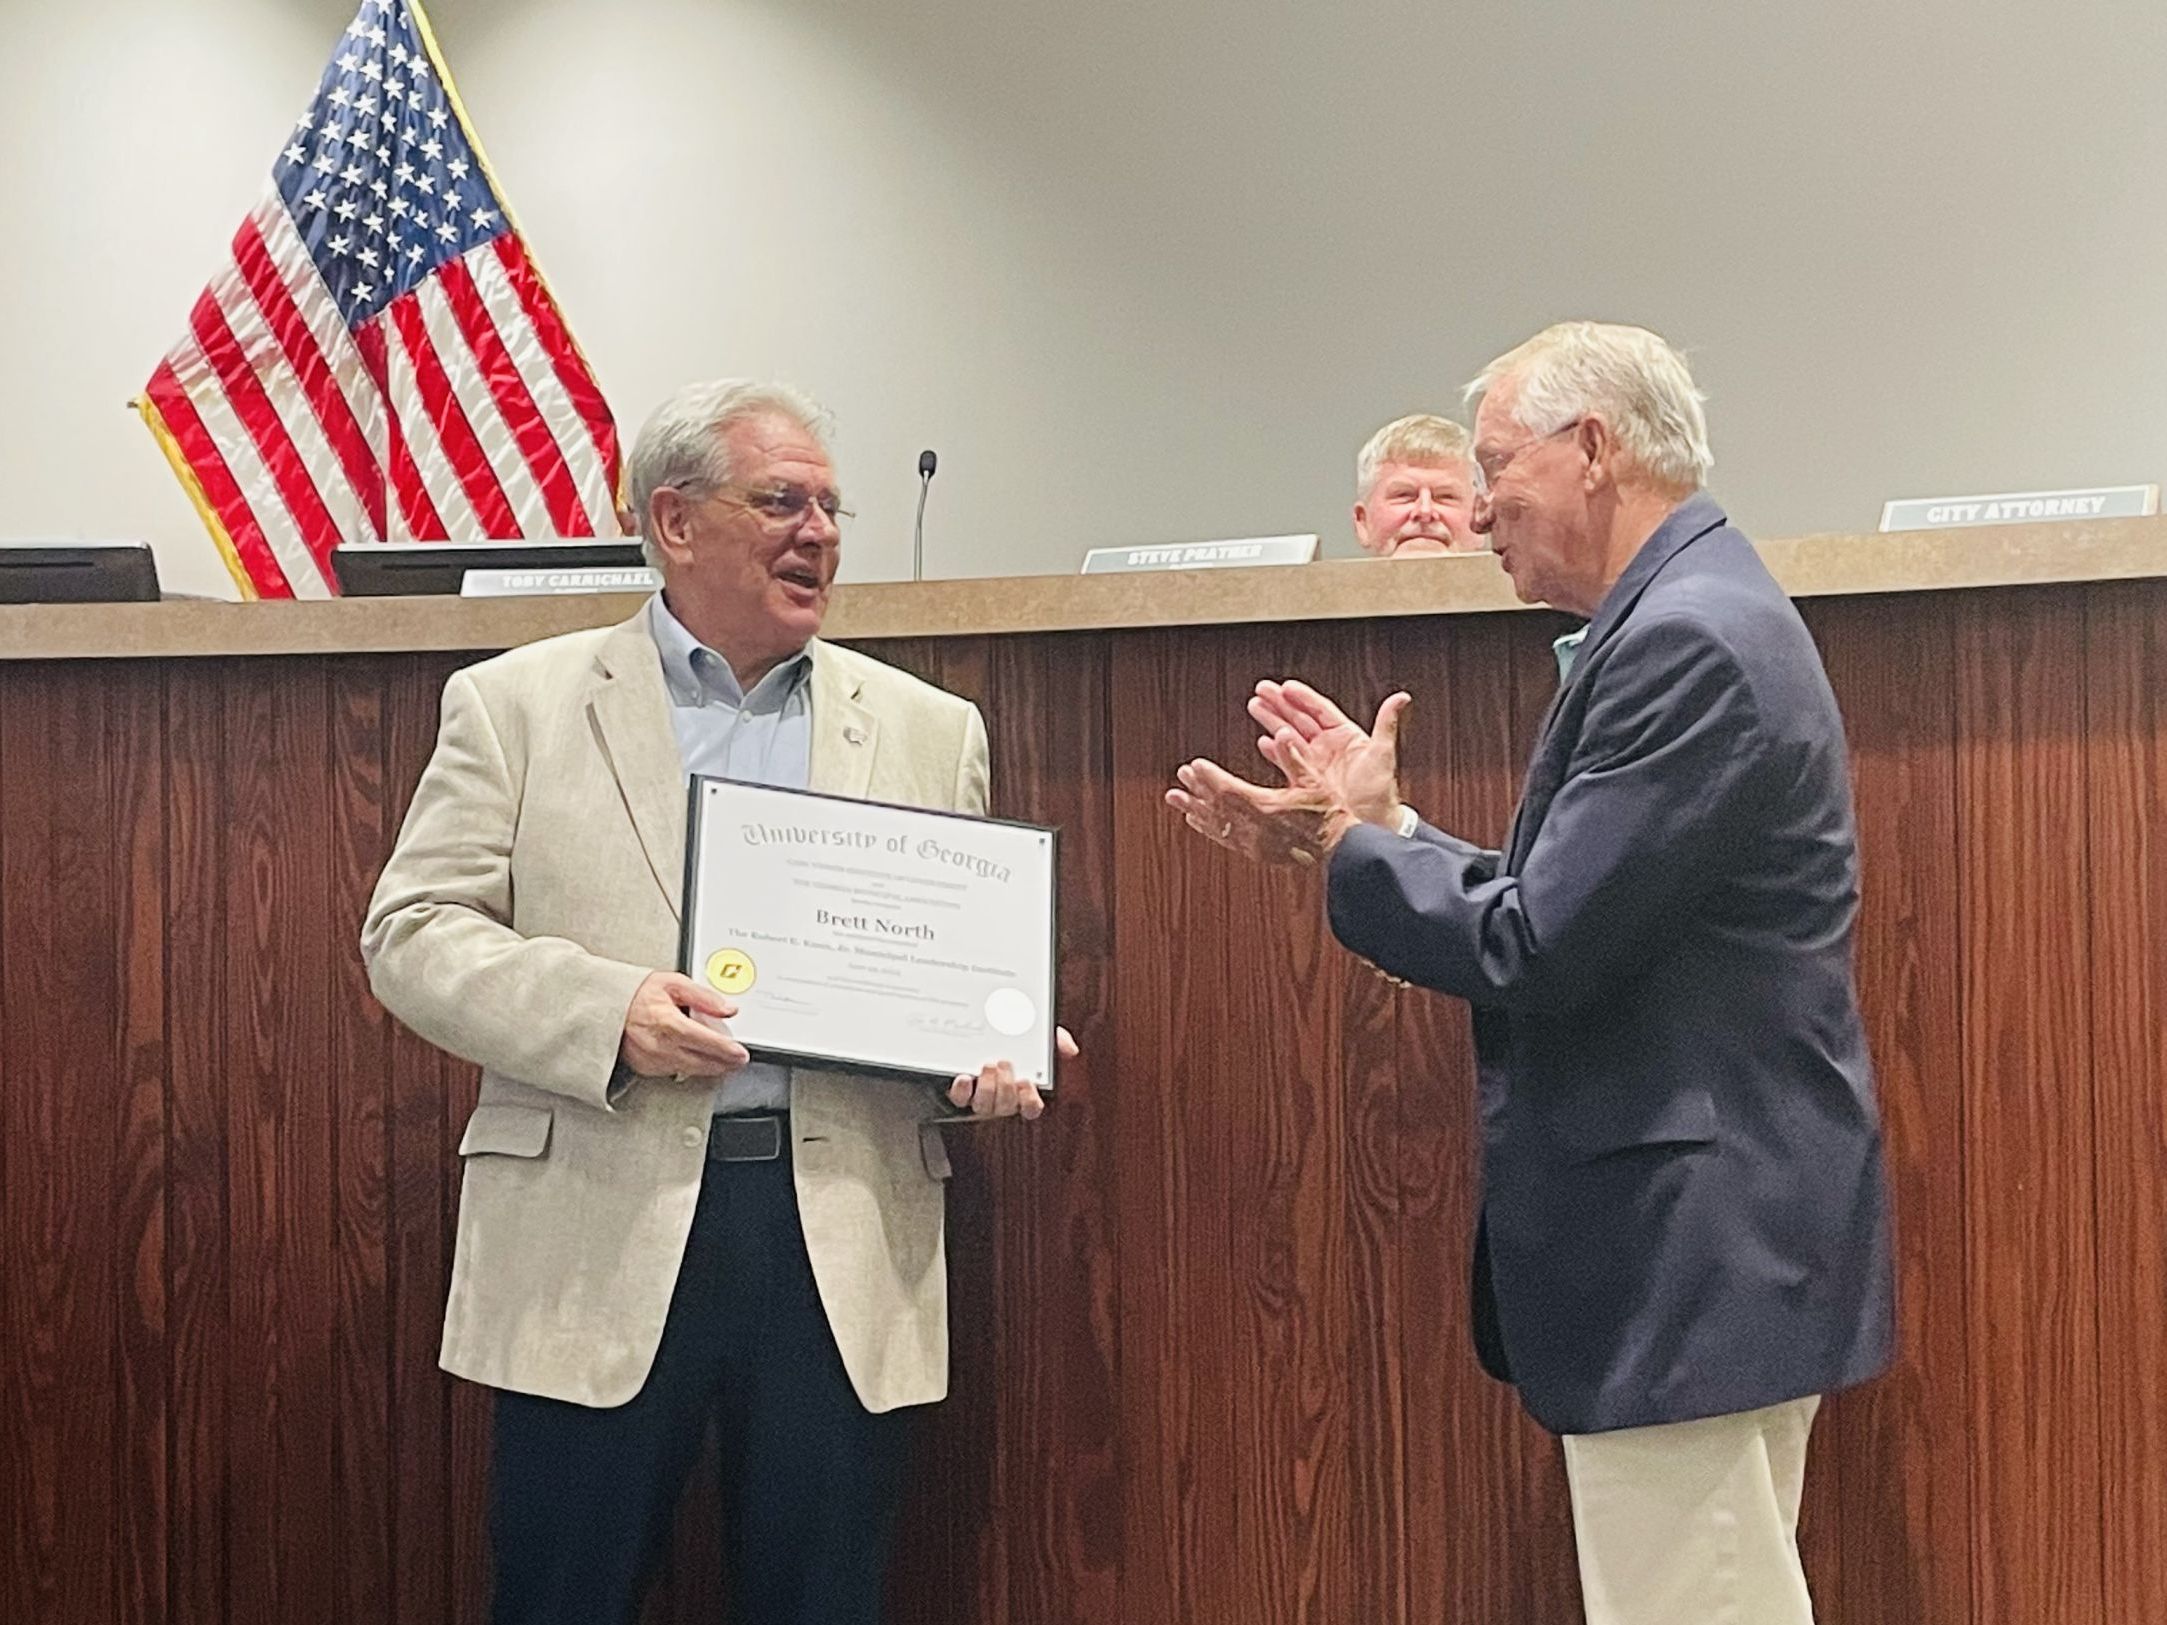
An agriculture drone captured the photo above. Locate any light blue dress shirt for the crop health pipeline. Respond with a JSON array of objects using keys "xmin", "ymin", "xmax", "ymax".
[
  {"xmin": 1554, "ymin": 625, "xmax": 1589, "ymax": 680},
  {"xmin": 648, "ymin": 594, "xmax": 812, "ymax": 1114}
]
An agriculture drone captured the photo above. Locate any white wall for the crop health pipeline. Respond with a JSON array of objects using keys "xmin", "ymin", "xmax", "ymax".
[{"xmin": 3, "ymin": 0, "xmax": 2163, "ymax": 599}]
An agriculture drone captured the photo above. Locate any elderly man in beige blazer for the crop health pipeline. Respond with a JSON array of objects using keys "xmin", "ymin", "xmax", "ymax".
[{"xmin": 361, "ymin": 379, "xmax": 1064, "ymax": 1625}]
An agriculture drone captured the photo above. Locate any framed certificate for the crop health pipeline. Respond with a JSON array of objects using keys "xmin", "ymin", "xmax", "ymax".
[{"xmin": 678, "ymin": 778, "xmax": 1060, "ymax": 1088}]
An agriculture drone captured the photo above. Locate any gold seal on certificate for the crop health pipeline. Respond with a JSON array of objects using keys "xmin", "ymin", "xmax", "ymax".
[{"xmin": 679, "ymin": 778, "xmax": 1059, "ymax": 1087}]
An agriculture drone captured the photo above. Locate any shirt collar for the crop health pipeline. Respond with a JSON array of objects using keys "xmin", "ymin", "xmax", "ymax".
[
  {"xmin": 647, "ymin": 593, "xmax": 810, "ymax": 713},
  {"xmin": 1553, "ymin": 626, "xmax": 1589, "ymax": 680}
]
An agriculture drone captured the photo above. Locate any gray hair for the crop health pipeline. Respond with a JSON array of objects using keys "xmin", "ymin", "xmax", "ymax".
[
  {"xmin": 1464, "ymin": 322, "xmax": 1712, "ymax": 492},
  {"xmin": 624, "ymin": 379, "xmax": 835, "ymax": 567},
  {"xmin": 1355, "ymin": 413, "xmax": 1474, "ymax": 500}
]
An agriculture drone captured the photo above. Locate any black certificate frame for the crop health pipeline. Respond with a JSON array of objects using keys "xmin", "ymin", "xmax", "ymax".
[{"xmin": 677, "ymin": 775, "xmax": 1062, "ymax": 1092}]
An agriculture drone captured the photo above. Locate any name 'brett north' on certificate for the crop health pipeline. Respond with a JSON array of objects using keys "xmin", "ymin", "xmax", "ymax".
[{"xmin": 678, "ymin": 777, "xmax": 1060, "ymax": 1088}]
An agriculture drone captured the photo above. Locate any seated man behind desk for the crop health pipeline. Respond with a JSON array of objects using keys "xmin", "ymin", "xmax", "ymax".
[
  {"xmin": 361, "ymin": 378, "xmax": 1060, "ymax": 1625},
  {"xmin": 1352, "ymin": 412, "xmax": 1483, "ymax": 556}
]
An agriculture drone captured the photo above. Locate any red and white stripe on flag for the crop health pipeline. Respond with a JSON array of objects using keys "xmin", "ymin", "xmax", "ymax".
[{"xmin": 136, "ymin": 2, "xmax": 622, "ymax": 599}]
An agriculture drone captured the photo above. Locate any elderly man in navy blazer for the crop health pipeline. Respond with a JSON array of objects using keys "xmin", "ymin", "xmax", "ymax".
[{"xmin": 1169, "ymin": 321, "xmax": 1893, "ymax": 1625}]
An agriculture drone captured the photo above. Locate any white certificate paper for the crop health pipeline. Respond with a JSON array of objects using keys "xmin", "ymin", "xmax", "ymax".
[{"xmin": 679, "ymin": 778, "xmax": 1059, "ymax": 1087}]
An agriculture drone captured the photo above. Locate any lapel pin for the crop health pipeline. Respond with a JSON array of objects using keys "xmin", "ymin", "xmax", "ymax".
[{"xmin": 844, "ymin": 723, "xmax": 867, "ymax": 745}]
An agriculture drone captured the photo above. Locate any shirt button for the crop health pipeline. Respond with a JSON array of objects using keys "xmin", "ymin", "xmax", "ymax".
[{"xmin": 681, "ymin": 1125, "xmax": 703, "ymax": 1148}]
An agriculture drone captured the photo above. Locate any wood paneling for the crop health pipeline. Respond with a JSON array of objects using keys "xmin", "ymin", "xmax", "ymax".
[
  {"xmin": 1805, "ymin": 595, "xmax": 1969, "ymax": 1624},
  {"xmin": 965, "ymin": 631, "xmax": 1123, "ymax": 1625},
  {"xmin": 1336, "ymin": 629, "xmax": 1417, "ymax": 1625},
  {"xmin": 110, "ymin": 663, "xmax": 171, "ymax": 1625},
  {"xmin": 1, "ymin": 584, "xmax": 2162, "ymax": 1624},
  {"xmin": 163, "ymin": 661, "xmax": 232, "ymax": 1624},
  {"xmin": 224, "ymin": 659, "xmax": 337, "ymax": 1625},
  {"xmin": 1109, "ymin": 626, "xmax": 1244, "ymax": 1624},
  {"xmin": 1218, "ymin": 621, "xmax": 1358, "ymax": 1625},
  {"xmin": 1957, "ymin": 590, "xmax": 2103, "ymax": 1625},
  {"xmin": 327, "ymin": 660, "xmax": 391, "ymax": 1623},
  {"xmin": 2083, "ymin": 585, "xmax": 2167, "ymax": 1625},
  {"xmin": 2, "ymin": 665, "xmax": 121, "ymax": 1623}
]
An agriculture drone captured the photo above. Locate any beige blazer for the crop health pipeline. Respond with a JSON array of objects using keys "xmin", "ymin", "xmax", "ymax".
[{"xmin": 360, "ymin": 609, "xmax": 989, "ymax": 1412}]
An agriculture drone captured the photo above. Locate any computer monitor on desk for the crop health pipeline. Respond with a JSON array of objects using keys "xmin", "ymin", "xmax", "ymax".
[
  {"xmin": 333, "ymin": 540, "xmax": 647, "ymax": 596},
  {"xmin": 0, "ymin": 541, "xmax": 161, "ymax": 603}
]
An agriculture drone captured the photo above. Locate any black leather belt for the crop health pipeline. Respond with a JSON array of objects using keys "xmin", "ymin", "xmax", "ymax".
[{"xmin": 708, "ymin": 1112, "xmax": 786, "ymax": 1163}]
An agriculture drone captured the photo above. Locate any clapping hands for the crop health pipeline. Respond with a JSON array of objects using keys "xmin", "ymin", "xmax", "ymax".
[{"xmin": 1165, "ymin": 680, "xmax": 1412, "ymax": 867}]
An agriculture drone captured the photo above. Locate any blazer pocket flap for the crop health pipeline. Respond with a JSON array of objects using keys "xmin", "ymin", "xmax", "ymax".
[
  {"xmin": 920, "ymin": 1122, "xmax": 954, "ymax": 1182},
  {"xmin": 1562, "ymin": 1089, "xmax": 1715, "ymax": 1165},
  {"xmin": 458, "ymin": 1102, "xmax": 554, "ymax": 1159}
]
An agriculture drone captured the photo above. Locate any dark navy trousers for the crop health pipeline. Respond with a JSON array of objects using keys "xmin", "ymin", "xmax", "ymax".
[{"xmin": 488, "ymin": 1146, "xmax": 913, "ymax": 1625}]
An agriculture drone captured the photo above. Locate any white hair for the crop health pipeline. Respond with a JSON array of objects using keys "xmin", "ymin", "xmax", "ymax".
[
  {"xmin": 1464, "ymin": 322, "xmax": 1712, "ymax": 492},
  {"xmin": 1355, "ymin": 413, "xmax": 1474, "ymax": 500},
  {"xmin": 624, "ymin": 379, "xmax": 834, "ymax": 567}
]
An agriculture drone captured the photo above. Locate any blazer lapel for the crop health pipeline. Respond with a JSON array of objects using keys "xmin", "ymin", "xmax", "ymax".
[
  {"xmin": 807, "ymin": 640, "xmax": 879, "ymax": 799},
  {"xmin": 1569, "ymin": 492, "xmax": 1728, "ymax": 673},
  {"xmin": 587, "ymin": 611, "xmax": 687, "ymax": 919},
  {"xmin": 1502, "ymin": 494, "xmax": 1731, "ymax": 869}
]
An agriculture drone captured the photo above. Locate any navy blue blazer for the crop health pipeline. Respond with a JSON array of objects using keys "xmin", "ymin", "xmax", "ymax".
[{"xmin": 1327, "ymin": 494, "xmax": 1894, "ymax": 1434}]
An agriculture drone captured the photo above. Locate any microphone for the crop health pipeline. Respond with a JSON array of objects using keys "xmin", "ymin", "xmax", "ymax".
[{"xmin": 913, "ymin": 449, "xmax": 937, "ymax": 581}]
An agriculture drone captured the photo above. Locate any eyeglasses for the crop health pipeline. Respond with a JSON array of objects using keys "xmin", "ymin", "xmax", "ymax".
[
  {"xmin": 1473, "ymin": 418, "xmax": 1584, "ymax": 495},
  {"xmin": 704, "ymin": 482, "xmax": 854, "ymax": 527}
]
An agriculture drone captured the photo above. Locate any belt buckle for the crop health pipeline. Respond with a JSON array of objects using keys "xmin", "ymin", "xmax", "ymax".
[{"xmin": 708, "ymin": 1114, "xmax": 783, "ymax": 1163}]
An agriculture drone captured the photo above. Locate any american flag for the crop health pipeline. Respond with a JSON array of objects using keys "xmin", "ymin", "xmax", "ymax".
[{"xmin": 137, "ymin": 0, "xmax": 622, "ymax": 598}]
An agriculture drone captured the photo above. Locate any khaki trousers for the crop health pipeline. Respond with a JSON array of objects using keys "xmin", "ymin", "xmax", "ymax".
[{"xmin": 1562, "ymin": 1395, "xmax": 1821, "ymax": 1625}]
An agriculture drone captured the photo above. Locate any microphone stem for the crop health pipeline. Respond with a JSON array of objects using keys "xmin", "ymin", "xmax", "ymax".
[{"xmin": 912, "ymin": 474, "xmax": 931, "ymax": 581}]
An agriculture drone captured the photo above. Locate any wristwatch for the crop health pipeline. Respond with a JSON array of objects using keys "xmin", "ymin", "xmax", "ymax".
[{"xmin": 1392, "ymin": 802, "xmax": 1420, "ymax": 839}]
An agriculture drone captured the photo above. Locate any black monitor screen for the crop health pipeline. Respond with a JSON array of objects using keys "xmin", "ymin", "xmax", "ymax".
[
  {"xmin": 0, "ymin": 542, "xmax": 162, "ymax": 604},
  {"xmin": 333, "ymin": 540, "xmax": 647, "ymax": 596}
]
